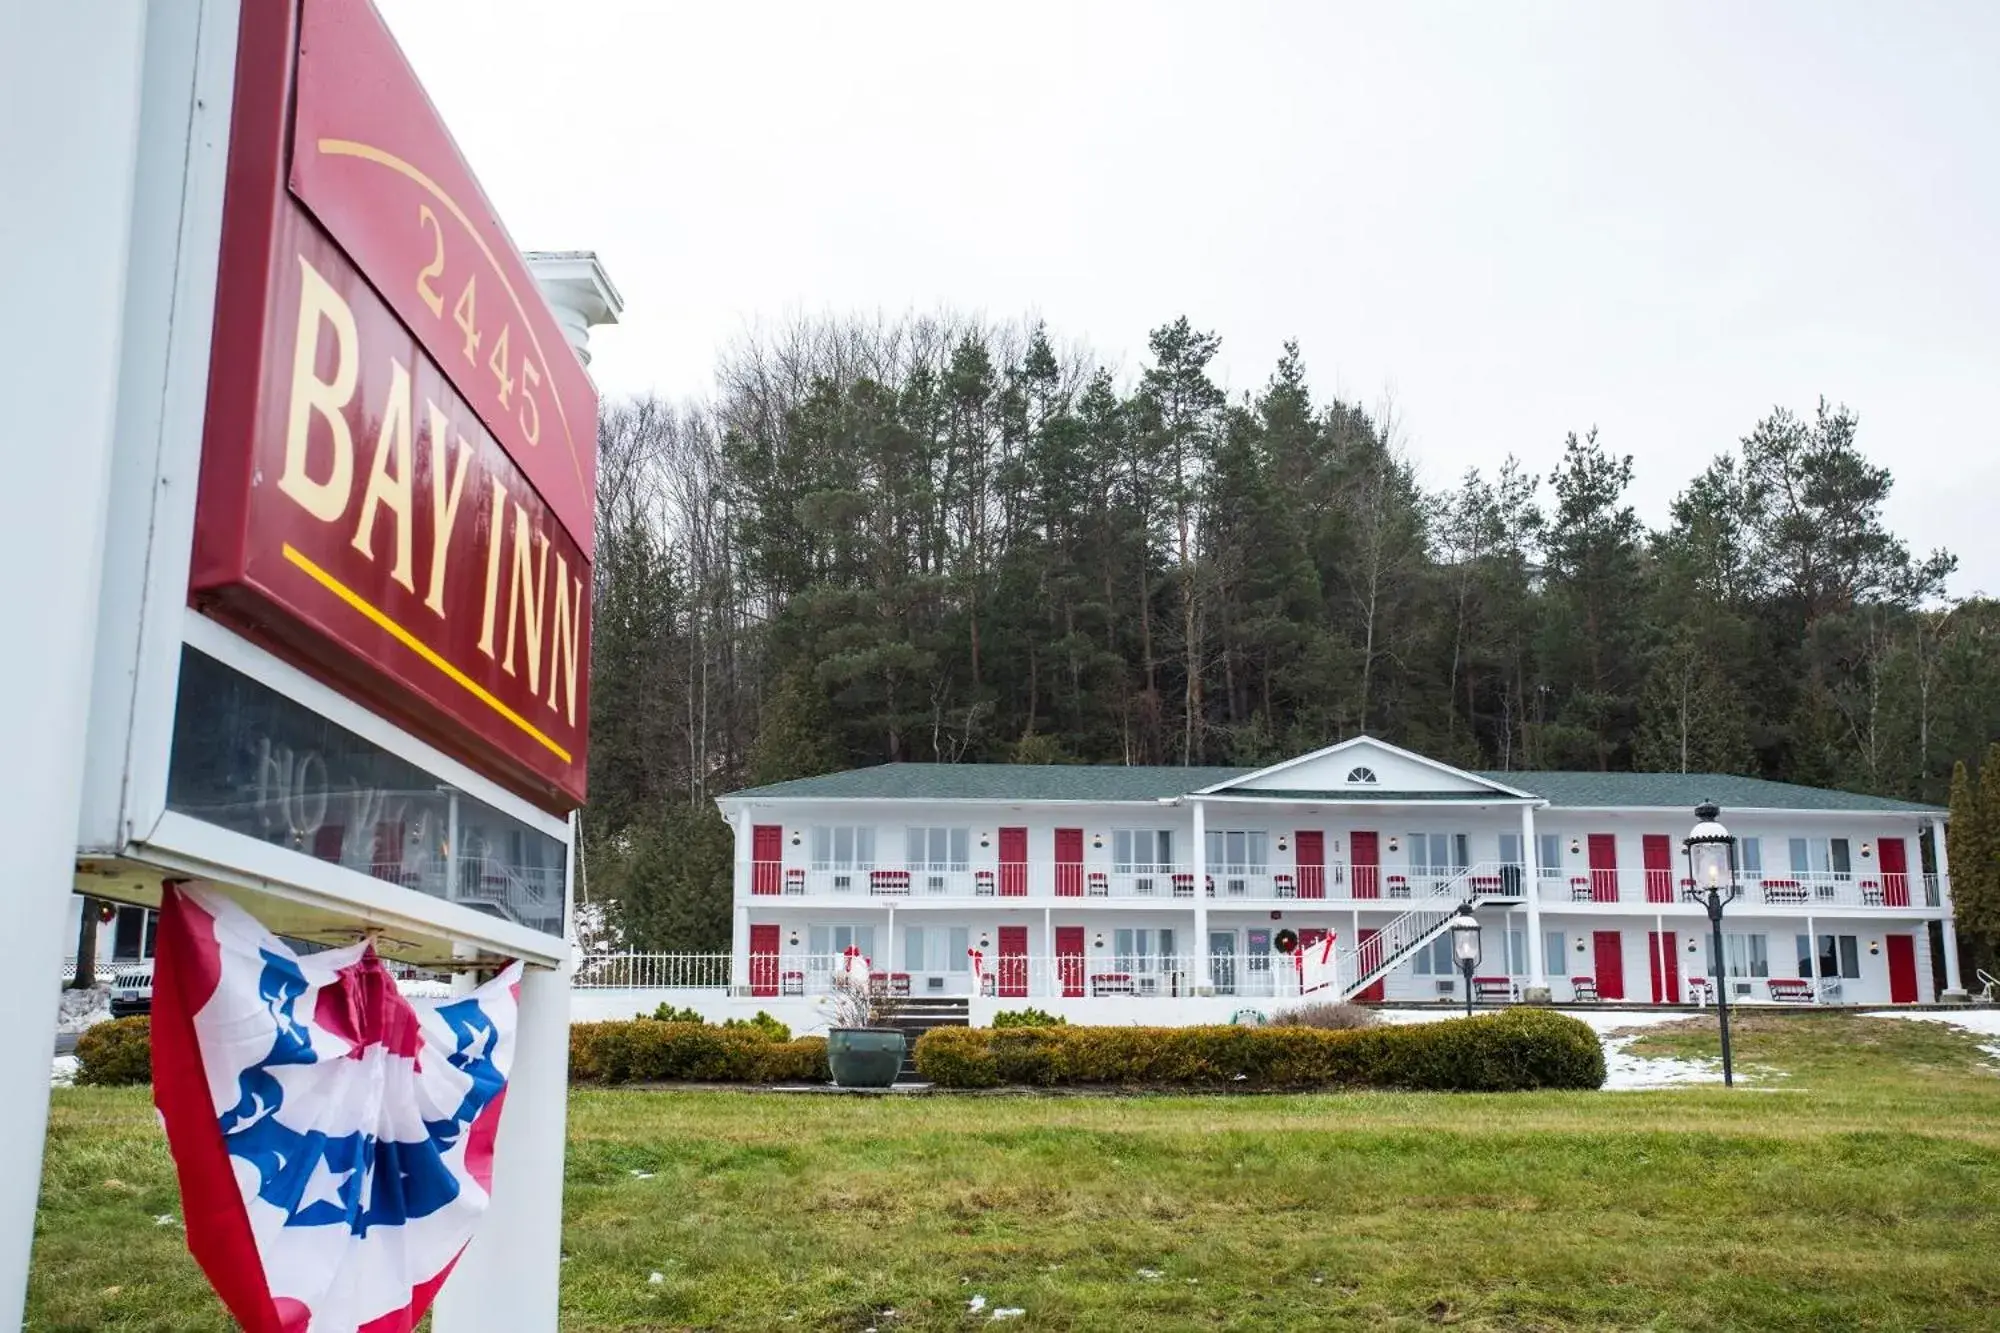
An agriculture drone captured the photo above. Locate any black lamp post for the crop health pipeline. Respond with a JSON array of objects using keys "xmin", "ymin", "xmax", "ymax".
[
  {"xmin": 1447, "ymin": 903, "xmax": 1481, "ymax": 1018},
  {"xmin": 1682, "ymin": 801, "xmax": 1741, "ymax": 1087}
]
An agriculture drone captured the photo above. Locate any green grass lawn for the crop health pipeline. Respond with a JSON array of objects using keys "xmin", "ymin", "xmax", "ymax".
[{"xmin": 28, "ymin": 1014, "xmax": 2000, "ymax": 1331}]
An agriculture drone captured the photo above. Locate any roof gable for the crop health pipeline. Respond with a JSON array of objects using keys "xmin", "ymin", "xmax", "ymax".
[{"xmin": 1198, "ymin": 736, "xmax": 1533, "ymax": 800}]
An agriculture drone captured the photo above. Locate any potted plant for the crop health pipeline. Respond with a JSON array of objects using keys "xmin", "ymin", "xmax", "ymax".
[{"xmin": 820, "ymin": 959, "xmax": 905, "ymax": 1088}]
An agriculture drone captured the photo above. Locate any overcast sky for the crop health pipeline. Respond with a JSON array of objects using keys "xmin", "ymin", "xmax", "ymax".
[{"xmin": 378, "ymin": 0, "xmax": 1999, "ymax": 595}]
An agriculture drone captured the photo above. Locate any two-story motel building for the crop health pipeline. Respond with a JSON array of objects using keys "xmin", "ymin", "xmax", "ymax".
[{"xmin": 706, "ymin": 738, "xmax": 1965, "ymax": 1015}]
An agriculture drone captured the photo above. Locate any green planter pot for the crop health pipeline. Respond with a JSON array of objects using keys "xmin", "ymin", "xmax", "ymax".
[{"xmin": 826, "ymin": 1027, "xmax": 905, "ymax": 1088}]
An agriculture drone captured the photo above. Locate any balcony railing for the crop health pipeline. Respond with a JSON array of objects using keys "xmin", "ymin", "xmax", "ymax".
[
  {"xmin": 578, "ymin": 952, "xmax": 1353, "ymax": 1000},
  {"xmin": 1535, "ymin": 868, "xmax": 1945, "ymax": 909},
  {"xmin": 742, "ymin": 861, "xmax": 1538, "ymax": 904}
]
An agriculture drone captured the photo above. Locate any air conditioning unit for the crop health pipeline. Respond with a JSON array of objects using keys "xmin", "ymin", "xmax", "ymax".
[
  {"xmin": 1733, "ymin": 981, "xmax": 1753, "ymax": 998},
  {"xmin": 1435, "ymin": 979, "xmax": 1456, "ymax": 996},
  {"xmin": 926, "ymin": 976, "xmax": 945, "ymax": 992}
]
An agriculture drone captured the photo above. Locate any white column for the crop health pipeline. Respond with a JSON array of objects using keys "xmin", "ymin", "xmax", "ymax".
[
  {"xmin": 1933, "ymin": 815, "xmax": 1966, "ymax": 999},
  {"xmin": 523, "ymin": 252, "xmax": 623, "ymax": 366},
  {"xmin": 1191, "ymin": 801, "xmax": 1209, "ymax": 993},
  {"xmin": 1521, "ymin": 803, "xmax": 1548, "ymax": 1000},
  {"xmin": 0, "ymin": 7, "xmax": 149, "ymax": 1324},
  {"xmin": 1042, "ymin": 906, "xmax": 1052, "ymax": 997},
  {"xmin": 730, "ymin": 812, "xmax": 751, "ymax": 994},
  {"xmin": 731, "ymin": 907, "xmax": 751, "ymax": 996},
  {"xmin": 885, "ymin": 904, "xmax": 895, "ymax": 976},
  {"xmin": 431, "ymin": 960, "xmax": 571, "ymax": 1331},
  {"xmin": 1653, "ymin": 913, "xmax": 1666, "ymax": 1005},
  {"xmin": 1806, "ymin": 912, "xmax": 1818, "ymax": 996}
]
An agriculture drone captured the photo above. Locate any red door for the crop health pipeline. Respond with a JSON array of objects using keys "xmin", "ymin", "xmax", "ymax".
[
  {"xmin": 1588, "ymin": 834, "xmax": 1620, "ymax": 902},
  {"xmin": 1886, "ymin": 934, "xmax": 1919, "ymax": 1003},
  {"xmin": 1648, "ymin": 931, "xmax": 1680, "ymax": 1004},
  {"xmin": 1056, "ymin": 925, "xmax": 1085, "ymax": 997},
  {"xmin": 1643, "ymin": 835, "xmax": 1674, "ymax": 904},
  {"xmin": 1055, "ymin": 828, "xmax": 1083, "ymax": 897},
  {"xmin": 1592, "ymin": 930, "xmax": 1625, "ymax": 1000},
  {"xmin": 1878, "ymin": 837, "xmax": 1910, "ymax": 907},
  {"xmin": 1351, "ymin": 831, "xmax": 1380, "ymax": 899},
  {"xmin": 997, "ymin": 925, "xmax": 1029, "ymax": 997},
  {"xmin": 752, "ymin": 824, "xmax": 783, "ymax": 895},
  {"xmin": 749, "ymin": 923, "xmax": 780, "ymax": 998},
  {"xmin": 998, "ymin": 828, "xmax": 1028, "ymax": 896},
  {"xmin": 1350, "ymin": 927, "xmax": 1384, "ymax": 1002},
  {"xmin": 1295, "ymin": 830, "xmax": 1326, "ymax": 899}
]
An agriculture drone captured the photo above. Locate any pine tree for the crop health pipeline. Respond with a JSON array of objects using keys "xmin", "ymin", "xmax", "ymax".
[{"xmin": 1963, "ymin": 746, "xmax": 2000, "ymax": 975}]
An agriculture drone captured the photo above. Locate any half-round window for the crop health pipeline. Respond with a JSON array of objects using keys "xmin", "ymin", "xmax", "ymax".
[{"xmin": 1345, "ymin": 766, "xmax": 1378, "ymax": 785}]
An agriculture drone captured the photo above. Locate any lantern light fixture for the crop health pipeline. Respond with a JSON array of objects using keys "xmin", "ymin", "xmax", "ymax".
[
  {"xmin": 1387, "ymin": 836, "xmax": 1401, "ymax": 854},
  {"xmin": 1860, "ymin": 841, "xmax": 1873, "ymax": 860},
  {"xmin": 1276, "ymin": 834, "xmax": 1289, "ymax": 853},
  {"xmin": 1446, "ymin": 905, "xmax": 1481, "ymax": 1018},
  {"xmin": 1576, "ymin": 938, "xmax": 1587, "ymax": 953},
  {"xmin": 1569, "ymin": 837, "xmax": 1582, "ymax": 856},
  {"xmin": 1093, "ymin": 932, "xmax": 1105, "ymax": 949},
  {"xmin": 1092, "ymin": 833, "xmax": 1104, "ymax": 850},
  {"xmin": 978, "ymin": 932, "xmax": 991, "ymax": 949},
  {"xmin": 787, "ymin": 930, "xmax": 800, "ymax": 948},
  {"xmin": 1868, "ymin": 939, "xmax": 1880, "ymax": 956},
  {"xmin": 790, "ymin": 830, "xmax": 801, "ymax": 847},
  {"xmin": 1682, "ymin": 801, "xmax": 1743, "ymax": 1088}
]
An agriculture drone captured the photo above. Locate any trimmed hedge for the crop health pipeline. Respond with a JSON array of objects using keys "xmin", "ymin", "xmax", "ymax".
[
  {"xmin": 74, "ymin": 1016, "xmax": 152, "ymax": 1087},
  {"xmin": 991, "ymin": 1007, "xmax": 1068, "ymax": 1029},
  {"xmin": 913, "ymin": 1009, "xmax": 1605, "ymax": 1092},
  {"xmin": 569, "ymin": 1021, "xmax": 829, "ymax": 1085}
]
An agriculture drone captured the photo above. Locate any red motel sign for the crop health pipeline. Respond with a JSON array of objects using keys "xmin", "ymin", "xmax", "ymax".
[{"xmin": 190, "ymin": 0, "xmax": 595, "ymax": 810}]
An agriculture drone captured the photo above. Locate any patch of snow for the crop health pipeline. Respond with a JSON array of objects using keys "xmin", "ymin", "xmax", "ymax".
[
  {"xmin": 991, "ymin": 1309, "xmax": 1025, "ymax": 1321},
  {"xmin": 1135, "ymin": 1269, "xmax": 1162, "ymax": 1280},
  {"xmin": 967, "ymin": 1295, "xmax": 987, "ymax": 1313},
  {"xmin": 154, "ymin": 1214, "xmax": 177, "ymax": 1228},
  {"xmin": 648, "ymin": 1272, "xmax": 664, "ymax": 1285},
  {"xmin": 50, "ymin": 1056, "xmax": 78, "ymax": 1088},
  {"xmin": 628, "ymin": 1170, "xmax": 655, "ymax": 1180},
  {"xmin": 1863, "ymin": 1008, "xmax": 2000, "ymax": 1036},
  {"xmin": 1600, "ymin": 1034, "xmax": 1723, "ymax": 1090}
]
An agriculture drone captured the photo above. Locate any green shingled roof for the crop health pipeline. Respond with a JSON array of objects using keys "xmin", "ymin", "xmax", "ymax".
[
  {"xmin": 723, "ymin": 763, "xmax": 1943, "ymax": 813},
  {"xmin": 1472, "ymin": 771, "xmax": 1942, "ymax": 814}
]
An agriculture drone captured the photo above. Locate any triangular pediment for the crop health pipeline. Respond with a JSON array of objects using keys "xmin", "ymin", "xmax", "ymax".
[{"xmin": 1196, "ymin": 736, "xmax": 1534, "ymax": 800}]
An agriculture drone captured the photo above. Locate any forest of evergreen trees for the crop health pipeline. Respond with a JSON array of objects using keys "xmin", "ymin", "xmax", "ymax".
[{"xmin": 581, "ymin": 311, "xmax": 1999, "ymax": 963}]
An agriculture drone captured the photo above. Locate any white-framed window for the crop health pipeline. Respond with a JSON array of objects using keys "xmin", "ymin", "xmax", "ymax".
[
  {"xmin": 1204, "ymin": 830, "xmax": 1270, "ymax": 873},
  {"xmin": 903, "ymin": 925, "xmax": 971, "ymax": 973},
  {"xmin": 1413, "ymin": 935, "xmax": 1457, "ymax": 976},
  {"xmin": 1705, "ymin": 932, "xmax": 1769, "ymax": 979},
  {"xmin": 1246, "ymin": 928, "xmax": 1273, "ymax": 973},
  {"xmin": 1346, "ymin": 766, "xmax": 1378, "ymax": 784},
  {"xmin": 1788, "ymin": 838, "xmax": 1852, "ymax": 878},
  {"xmin": 1545, "ymin": 931, "xmax": 1567, "ymax": 972},
  {"xmin": 1796, "ymin": 933, "xmax": 1861, "ymax": 980},
  {"xmin": 1408, "ymin": 833, "xmax": 1469, "ymax": 875},
  {"xmin": 1113, "ymin": 829, "xmax": 1175, "ymax": 873},
  {"xmin": 1537, "ymin": 834, "xmax": 1562, "ymax": 876},
  {"xmin": 807, "ymin": 923, "xmax": 877, "ymax": 961},
  {"xmin": 1507, "ymin": 928, "xmax": 1527, "ymax": 976},
  {"xmin": 1113, "ymin": 927, "xmax": 1177, "ymax": 973},
  {"xmin": 810, "ymin": 826, "xmax": 876, "ymax": 871},
  {"xmin": 905, "ymin": 827, "xmax": 969, "ymax": 872},
  {"xmin": 1739, "ymin": 837, "xmax": 1763, "ymax": 877}
]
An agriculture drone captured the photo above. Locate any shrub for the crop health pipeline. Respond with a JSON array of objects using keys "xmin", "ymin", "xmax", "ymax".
[
  {"xmin": 721, "ymin": 1010, "xmax": 791, "ymax": 1042},
  {"xmin": 1270, "ymin": 1001, "xmax": 1378, "ymax": 1031},
  {"xmin": 650, "ymin": 1003, "xmax": 706, "ymax": 1023},
  {"xmin": 914, "ymin": 1010, "xmax": 1604, "ymax": 1092},
  {"xmin": 569, "ymin": 1021, "xmax": 829, "ymax": 1085},
  {"xmin": 991, "ymin": 1007, "xmax": 1068, "ymax": 1029},
  {"xmin": 74, "ymin": 1016, "xmax": 151, "ymax": 1087}
]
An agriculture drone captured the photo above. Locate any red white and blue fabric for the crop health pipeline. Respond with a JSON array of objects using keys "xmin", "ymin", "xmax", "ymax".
[{"xmin": 152, "ymin": 885, "xmax": 522, "ymax": 1333}]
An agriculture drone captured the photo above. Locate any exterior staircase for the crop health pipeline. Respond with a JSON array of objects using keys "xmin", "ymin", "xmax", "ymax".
[
  {"xmin": 886, "ymin": 995, "xmax": 969, "ymax": 1082},
  {"xmin": 1336, "ymin": 862, "xmax": 1526, "ymax": 1001}
]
